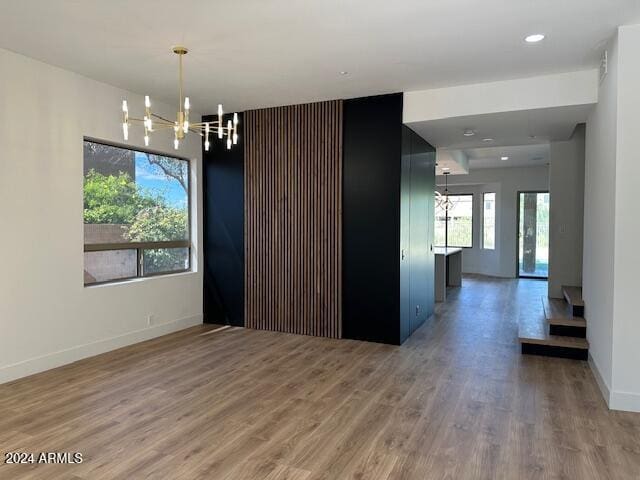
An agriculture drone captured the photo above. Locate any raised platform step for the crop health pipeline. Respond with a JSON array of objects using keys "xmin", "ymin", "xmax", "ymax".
[
  {"xmin": 518, "ymin": 313, "xmax": 588, "ymax": 360},
  {"xmin": 542, "ymin": 296, "xmax": 587, "ymax": 337},
  {"xmin": 562, "ymin": 285, "xmax": 584, "ymax": 316}
]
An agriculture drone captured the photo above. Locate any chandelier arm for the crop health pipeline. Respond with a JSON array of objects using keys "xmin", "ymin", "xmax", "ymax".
[
  {"xmin": 148, "ymin": 124, "xmax": 180, "ymax": 131},
  {"xmin": 128, "ymin": 117, "xmax": 171, "ymax": 127},
  {"xmin": 150, "ymin": 112, "xmax": 175, "ymax": 124}
]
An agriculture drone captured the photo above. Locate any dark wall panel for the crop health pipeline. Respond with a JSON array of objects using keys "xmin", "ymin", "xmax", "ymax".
[
  {"xmin": 400, "ymin": 126, "xmax": 435, "ymax": 341},
  {"xmin": 343, "ymin": 93, "xmax": 404, "ymax": 344},
  {"xmin": 244, "ymin": 101, "xmax": 343, "ymax": 338},
  {"xmin": 202, "ymin": 113, "xmax": 245, "ymax": 326}
]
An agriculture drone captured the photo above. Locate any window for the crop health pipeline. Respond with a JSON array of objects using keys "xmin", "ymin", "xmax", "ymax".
[
  {"xmin": 435, "ymin": 194, "xmax": 473, "ymax": 248},
  {"xmin": 483, "ymin": 192, "xmax": 496, "ymax": 250},
  {"xmin": 83, "ymin": 140, "xmax": 190, "ymax": 285}
]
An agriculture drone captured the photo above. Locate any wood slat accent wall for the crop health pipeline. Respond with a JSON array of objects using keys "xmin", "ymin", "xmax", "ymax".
[{"xmin": 244, "ymin": 100, "xmax": 343, "ymax": 338}]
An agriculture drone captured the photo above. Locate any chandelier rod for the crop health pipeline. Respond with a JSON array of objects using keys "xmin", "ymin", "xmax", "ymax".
[{"xmin": 178, "ymin": 51, "xmax": 184, "ymax": 115}]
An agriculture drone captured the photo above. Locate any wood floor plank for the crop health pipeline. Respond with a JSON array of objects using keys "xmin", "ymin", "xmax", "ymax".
[{"xmin": 1, "ymin": 276, "xmax": 639, "ymax": 479}]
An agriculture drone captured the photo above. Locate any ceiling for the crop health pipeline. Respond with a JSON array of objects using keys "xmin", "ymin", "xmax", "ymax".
[
  {"xmin": 436, "ymin": 150, "xmax": 469, "ymax": 176},
  {"xmin": 0, "ymin": 1, "xmax": 638, "ymax": 113},
  {"xmin": 466, "ymin": 144, "xmax": 550, "ymax": 170},
  {"xmin": 408, "ymin": 105, "xmax": 592, "ymax": 150}
]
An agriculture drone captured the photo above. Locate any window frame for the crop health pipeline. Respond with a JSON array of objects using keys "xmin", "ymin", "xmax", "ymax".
[
  {"xmin": 435, "ymin": 192, "xmax": 474, "ymax": 249},
  {"xmin": 83, "ymin": 137, "xmax": 192, "ymax": 286},
  {"xmin": 482, "ymin": 192, "xmax": 496, "ymax": 250}
]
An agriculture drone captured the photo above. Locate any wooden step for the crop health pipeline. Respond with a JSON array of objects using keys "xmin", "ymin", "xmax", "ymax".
[
  {"xmin": 542, "ymin": 297, "xmax": 586, "ymax": 327},
  {"xmin": 562, "ymin": 285, "xmax": 584, "ymax": 316},
  {"xmin": 518, "ymin": 313, "xmax": 588, "ymax": 360},
  {"xmin": 542, "ymin": 296, "xmax": 586, "ymax": 338}
]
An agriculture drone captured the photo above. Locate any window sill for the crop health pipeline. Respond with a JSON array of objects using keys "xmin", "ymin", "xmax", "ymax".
[{"xmin": 84, "ymin": 270, "xmax": 198, "ymax": 289}]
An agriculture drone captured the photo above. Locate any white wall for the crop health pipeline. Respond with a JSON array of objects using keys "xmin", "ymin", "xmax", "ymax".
[
  {"xmin": 438, "ymin": 166, "xmax": 549, "ymax": 278},
  {"xmin": 0, "ymin": 48, "xmax": 204, "ymax": 383},
  {"xmin": 611, "ymin": 24, "xmax": 640, "ymax": 411},
  {"xmin": 404, "ymin": 70, "xmax": 599, "ymax": 124},
  {"xmin": 584, "ymin": 33, "xmax": 617, "ymax": 408},
  {"xmin": 548, "ymin": 125, "xmax": 585, "ymax": 298},
  {"xmin": 584, "ymin": 24, "xmax": 640, "ymax": 412}
]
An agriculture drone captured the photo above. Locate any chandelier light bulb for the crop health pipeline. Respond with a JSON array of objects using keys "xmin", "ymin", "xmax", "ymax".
[
  {"xmin": 174, "ymin": 138, "xmax": 179, "ymax": 150},
  {"xmin": 183, "ymin": 120, "xmax": 189, "ymax": 132},
  {"xmin": 145, "ymin": 95, "xmax": 151, "ymax": 108},
  {"xmin": 227, "ymin": 138, "xmax": 232, "ymax": 150},
  {"xmin": 233, "ymin": 112, "xmax": 238, "ymax": 125},
  {"xmin": 184, "ymin": 97, "xmax": 190, "ymax": 110},
  {"xmin": 233, "ymin": 132, "xmax": 238, "ymax": 144},
  {"xmin": 204, "ymin": 140, "xmax": 210, "ymax": 151},
  {"xmin": 122, "ymin": 123, "xmax": 128, "ymax": 141},
  {"xmin": 144, "ymin": 135, "xmax": 149, "ymax": 147},
  {"xmin": 122, "ymin": 100, "xmax": 128, "ymax": 112}
]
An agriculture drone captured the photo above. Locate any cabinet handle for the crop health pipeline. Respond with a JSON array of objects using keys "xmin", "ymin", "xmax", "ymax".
[{"xmin": 401, "ymin": 249, "xmax": 406, "ymax": 260}]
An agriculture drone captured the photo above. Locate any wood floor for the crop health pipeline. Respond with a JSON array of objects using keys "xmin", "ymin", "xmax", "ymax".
[{"xmin": 1, "ymin": 276, "xmax": 639, "ymax": 479}]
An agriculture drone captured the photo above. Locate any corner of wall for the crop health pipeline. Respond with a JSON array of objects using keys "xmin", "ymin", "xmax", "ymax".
[
  {"xmin": 588, "ymin": 352, "xmax": 611, "ymax": 407},
  {"xmin": 0, "ymin": 314, "xmax": 202, "ymax": 385}
]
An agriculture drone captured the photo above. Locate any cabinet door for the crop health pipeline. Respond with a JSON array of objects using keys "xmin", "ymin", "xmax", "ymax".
[
  {"xmin": 408, "ymin": 130, "xmax": 436, "ymax": 334},
  {"xmin": 424, "ymin": 149, "xmax": 436, "ymax": 318},
  {"xmin": 409, "ymin": 135, "xmax": 427, "ymax": 333},
  {"xmin": 400, "ymin": 127, "xmax": 412, "ymax": 343}
]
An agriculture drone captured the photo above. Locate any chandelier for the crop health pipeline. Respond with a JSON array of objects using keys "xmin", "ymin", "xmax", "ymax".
[
  {"xmin": 121, "ymin": 46, "xmax": 238, "ymax": 151},
  {"xmin": 435, "ymin": 171, "xmax": 456, "ymax": 212}
]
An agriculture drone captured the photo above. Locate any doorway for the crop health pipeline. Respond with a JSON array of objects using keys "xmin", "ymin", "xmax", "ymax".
[{"xmin": 517, "ymin": 191, "xmax": 549, "ymax": 278}]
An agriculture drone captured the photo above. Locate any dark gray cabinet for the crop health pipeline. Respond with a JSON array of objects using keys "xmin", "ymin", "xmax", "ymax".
[
  {"xmin": 343, "ymin": 93, "xmax": 436, "ymax": 345},
  {"xmin": 401, "ymin": 126, "xmax": 436, "ymax": 343}
]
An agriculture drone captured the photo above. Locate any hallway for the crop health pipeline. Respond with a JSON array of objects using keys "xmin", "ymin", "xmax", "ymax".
[{"xmin": 1, "ymin": 276, "xmax": 638, "ymax": 479}]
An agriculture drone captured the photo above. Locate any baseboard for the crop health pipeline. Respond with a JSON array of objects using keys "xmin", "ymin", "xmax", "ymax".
[
  {"xmin": 588, "ymin": 352, "xmax": 611, "ymax": 407},
  {"xmin": 0, "ymin": 314, "xmax": 203, "ymax": 385},
  {"xmin": 609, "ymin": 390, "xmax": 640, "ymax": 413}
]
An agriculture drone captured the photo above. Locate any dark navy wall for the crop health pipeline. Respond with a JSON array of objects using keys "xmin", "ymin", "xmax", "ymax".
[
  {"xmin": 342, "ymin": 93, "xmax": 404, "ymax": 344},
  {"xmin": 202, "ymin": 113, "xmax": 245, "ymax": 326}
]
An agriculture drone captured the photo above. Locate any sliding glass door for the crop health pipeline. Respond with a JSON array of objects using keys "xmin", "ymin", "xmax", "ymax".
[{"xmin": 517, "ymin": 192, "xmax": 549, "ymax": 278}]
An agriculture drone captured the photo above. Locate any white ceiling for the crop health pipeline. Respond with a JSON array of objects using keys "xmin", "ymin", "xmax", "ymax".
[
  {"xmin": 408, "ymin": 105, "xmax": 592, "ymax": 150},
  {"xmin": 465, "ymin": 144, "xmax": 550, "ymax": 170},
  {"xmin": 413, "ymin": 103, "xmax": 589, "ymax": 171},
  {"xmin": 0, "ymin": 1, "xmax": 638, "ymax": 113},
  {"xmin": 436, "ymin": 150, "xmax": 469, "ymax": 176}
]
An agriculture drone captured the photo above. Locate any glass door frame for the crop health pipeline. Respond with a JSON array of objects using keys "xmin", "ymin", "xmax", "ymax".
[{"xmin": 516, "ymin": 190, "xmax": 549, "ymax": 280}]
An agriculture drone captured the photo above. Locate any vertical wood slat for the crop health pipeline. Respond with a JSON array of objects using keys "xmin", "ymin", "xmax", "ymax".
[{"xmin": 244, "ymin": 100, "xmax": 342, "ymax": 338}]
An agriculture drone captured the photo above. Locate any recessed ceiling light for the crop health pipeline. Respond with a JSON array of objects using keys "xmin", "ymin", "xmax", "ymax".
[
  {"xmin": 339, "ymin": 71, "xmax": 349, "ymax": 75},
  {"xmin": 463, "ymin": 129, "xmax": 475, "ymax": 137},
  {"xmin": 482, "ymin": 138, "xmax": 494, "ymax": 142},
  {"xmin": 442, "ymin": 167, "xmax": 450, "ymax": 171},
  {"xmin": 501, "ymin": 156, "xmax": 509, "ymax": 161},
  {"xmin": 525, "ymin": 34, "xmax": 545, "ymax": 43}
]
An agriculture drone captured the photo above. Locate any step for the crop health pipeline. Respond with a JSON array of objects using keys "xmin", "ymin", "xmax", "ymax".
[
  {"xmin": 562, "ymin": 285, "xmax": 585, "ymax": 316},
  {"xmin": 542, "ymin": 296, "xmax": 586, "ymax": 337},
  {"xmin": 518, "ymin": 313, "xmax": 588, "ymax": 360}
]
